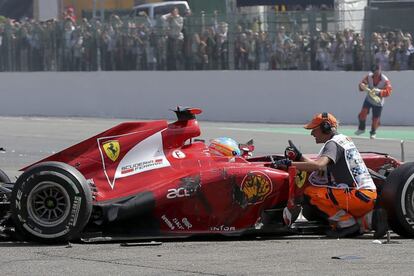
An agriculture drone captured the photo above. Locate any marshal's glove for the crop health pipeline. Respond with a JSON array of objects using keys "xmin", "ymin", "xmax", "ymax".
[
  {"xmin": 360, "ymin": 83, "xmax": 371, "ymax": 92},
  {"xmin": 284, "ymin": 140, "xmax": 302, "ymax": 161},
  {"xmin": 271, "ymin": 158, "xmax": 292, "ymax": 169},
  {"xmin": 372, "ymin": 88, "xmax": 381, "ymax": 96}
]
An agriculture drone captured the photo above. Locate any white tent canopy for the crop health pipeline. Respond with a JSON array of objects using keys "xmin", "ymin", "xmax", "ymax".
[{"xmin": 336, "ymin": 0, "xmax": 368, "ymax": 32}]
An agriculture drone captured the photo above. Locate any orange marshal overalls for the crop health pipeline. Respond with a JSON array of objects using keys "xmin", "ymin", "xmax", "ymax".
[{"xmin": 304, "ymin": 134, "xmax": 377, "ymax": 230}]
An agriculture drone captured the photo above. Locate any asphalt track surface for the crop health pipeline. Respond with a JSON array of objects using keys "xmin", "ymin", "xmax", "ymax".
[{"xmin": 0, "ymin": 117, "xmax": 413, "ymax": 275}]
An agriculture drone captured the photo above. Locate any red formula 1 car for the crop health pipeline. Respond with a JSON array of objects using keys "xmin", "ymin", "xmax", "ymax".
[{"xmin": 0, "ymin": 107, "xmax": 413, "ymax": 243}]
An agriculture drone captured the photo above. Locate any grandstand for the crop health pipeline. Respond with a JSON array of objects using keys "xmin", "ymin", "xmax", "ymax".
[{"xmin": 0, "ymin": 0, "xmax": 413, "ymax": 72}]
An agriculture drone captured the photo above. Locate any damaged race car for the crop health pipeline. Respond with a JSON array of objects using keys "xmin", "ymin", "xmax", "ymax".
[{"xmin": 0, "ymin": 107, "xmax": 413, "ymax": 243}]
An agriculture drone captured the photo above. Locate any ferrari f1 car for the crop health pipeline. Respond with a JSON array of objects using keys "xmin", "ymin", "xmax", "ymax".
[{"xmin": 0, "ymin": 107, "xmax": 413, "ymax": 243}]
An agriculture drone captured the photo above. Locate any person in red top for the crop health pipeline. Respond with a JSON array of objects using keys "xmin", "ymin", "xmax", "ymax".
[
  {"xmin": 355, "ymin": 64, "xmax": 392, "ymax": 139},
  {"xmin": 63, "ymin": 6, "xmax": 77, "ymax": 23}
]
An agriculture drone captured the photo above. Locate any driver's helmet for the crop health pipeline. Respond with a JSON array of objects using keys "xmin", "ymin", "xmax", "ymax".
[{"xmin": 209, "ymin": 137, "xmax": 241, "ymax": 157}]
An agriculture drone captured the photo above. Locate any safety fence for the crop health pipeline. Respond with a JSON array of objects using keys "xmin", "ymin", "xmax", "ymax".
[{"xmin": 0, "ymin": 7, "xmax": 413, "ymax": 72}]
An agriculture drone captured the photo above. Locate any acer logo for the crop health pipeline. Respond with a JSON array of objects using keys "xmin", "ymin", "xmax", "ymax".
[{"xmin": 166, "ymin": 188, "xmax": 190, "ymax": 199}]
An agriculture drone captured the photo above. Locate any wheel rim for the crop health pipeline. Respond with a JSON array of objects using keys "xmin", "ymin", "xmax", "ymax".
[{"xmin": 27, "ymin": 181, "xmax": 71, "ymax": 227}]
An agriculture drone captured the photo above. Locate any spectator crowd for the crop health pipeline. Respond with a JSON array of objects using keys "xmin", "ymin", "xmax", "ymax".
[{"xmin": 0, "ymin": 9, "xmax": 413, "ymax": 72}]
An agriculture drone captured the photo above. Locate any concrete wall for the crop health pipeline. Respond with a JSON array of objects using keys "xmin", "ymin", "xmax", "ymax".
[{"xmin": 1, "ymin": 71, "xmax": 413, "ymax": 125}]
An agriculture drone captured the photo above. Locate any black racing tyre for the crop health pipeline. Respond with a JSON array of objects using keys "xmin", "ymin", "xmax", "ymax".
[
  {"xmin": 10, "ymin": 162, "xmax": 93, "ymax": 243},
  {"xmin": 0, "ymin": 168, "xmax": 10, "ymax": 183},
  {"xmin": 382, "ymin": 162, "xmax": 414, "ymax": 238}
]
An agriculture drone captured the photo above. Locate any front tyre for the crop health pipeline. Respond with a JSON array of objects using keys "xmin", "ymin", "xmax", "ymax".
[
  {"xmin": 382, "ymin": 162, "xmax": 414, "ymax": 237},
  {"xmin": 10, "ymin": 162, "xmax": 92, "ymax": 243}
]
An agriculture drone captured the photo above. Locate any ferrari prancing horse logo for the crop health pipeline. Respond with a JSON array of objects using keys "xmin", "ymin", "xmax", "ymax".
[
  {"xmin": 295, "ymin": 171, "xmax": 307, "ymax": 188},
  {"xmin": 103, "ymin": 140, "xmax": 120, "ymax": 161}
]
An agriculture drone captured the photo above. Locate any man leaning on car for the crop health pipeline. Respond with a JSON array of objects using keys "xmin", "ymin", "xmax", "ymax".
[{"xmin": 273, "ymin": 112, "xmax": 388, "ymax": 238}]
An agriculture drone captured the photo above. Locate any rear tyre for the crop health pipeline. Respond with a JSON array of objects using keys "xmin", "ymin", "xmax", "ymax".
[
  {"xmin": 10, "ymin": 162, "xmax": 92, "ymax": 243},
  {"xmin": 382, "ymin": 162, "xmax": 414, "ymax": 237}
]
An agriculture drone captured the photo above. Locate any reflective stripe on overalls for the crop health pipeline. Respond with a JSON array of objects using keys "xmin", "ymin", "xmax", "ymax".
[{"xmin": 304, "ymin": 186, "xmax": 377, "ymax": 228}]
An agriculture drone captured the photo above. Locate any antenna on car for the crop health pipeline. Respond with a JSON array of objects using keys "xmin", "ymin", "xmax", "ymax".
[{"xmin": 171, "ymin": 106, "xmax": 202, "ymax": 121}]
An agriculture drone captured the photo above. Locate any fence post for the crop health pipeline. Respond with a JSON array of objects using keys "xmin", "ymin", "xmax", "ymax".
[
  {"xmin": 227, "ymin": 10, "xmax": 235, "ymax": 70},
  {"xmin": 364, "ymin": 6, "xmax": 372, "ymax": 71},
  {"xmin": 201, "ymin": 11, "xmax": 205, "ymax": 34},
  {"xmin": 308, "ymin": 11, "xmax": 317, "ymax": 70}
]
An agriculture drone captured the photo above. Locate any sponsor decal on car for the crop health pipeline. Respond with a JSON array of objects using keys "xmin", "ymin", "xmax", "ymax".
[
  {"xmin": 114, "ymin": 132, "xmax": 170, "ymax": 180},
  {"xmin": 240, "ymin": 171, "xmax": 272, "ymax": 205},
  {"xmin": 172, "ymin": 150, "xmax": 186, "ymax": 159},
  {"xmin": 161, "ymin": 215, "xmax": 175, "ymax": 230},
  {"xmin": 102, "ymin": 140, "xmax": 120, "ymax": 161},
  {"xmin": 98, "ymin": 130, "xmax": 171, "ymax": 189},
  {"xmin": 120, "ymin": 159, "xmax": 164, "ymax": 175},
  {"xmin": 166, "ymin": 176, "xmax": 201, "ymax": 199},
  {"xmin": 295, "ymin": 171, "xmax": 307, "ymax": 188},
  {"xmin": 173, "ymin": 218, "xmax": 185, "ymax": 230},
  {"xmin": 209, "ymin": 225, "xmax": 236, "ymax": 231},
  {"xmin": 166, "ymin": 187, "xmax": 191, "ymax": 199},
  {"xmin": 161, "ymin": 216, "xmax": 193, "ymax": 231},
  {"xmin": 182, "ymin": 218, "xmax": 192, "ymax": 229}
]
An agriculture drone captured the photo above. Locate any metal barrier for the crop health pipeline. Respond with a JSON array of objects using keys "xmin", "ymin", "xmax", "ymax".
[{"xmin": 0, "ymin": 8, "xmax": 413, "ymax": 72}]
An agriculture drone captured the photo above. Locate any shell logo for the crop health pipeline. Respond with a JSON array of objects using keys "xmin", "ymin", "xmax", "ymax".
[{"xmin": 241, "ymin": 171, "xmax": 273, "ymax": 204}]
